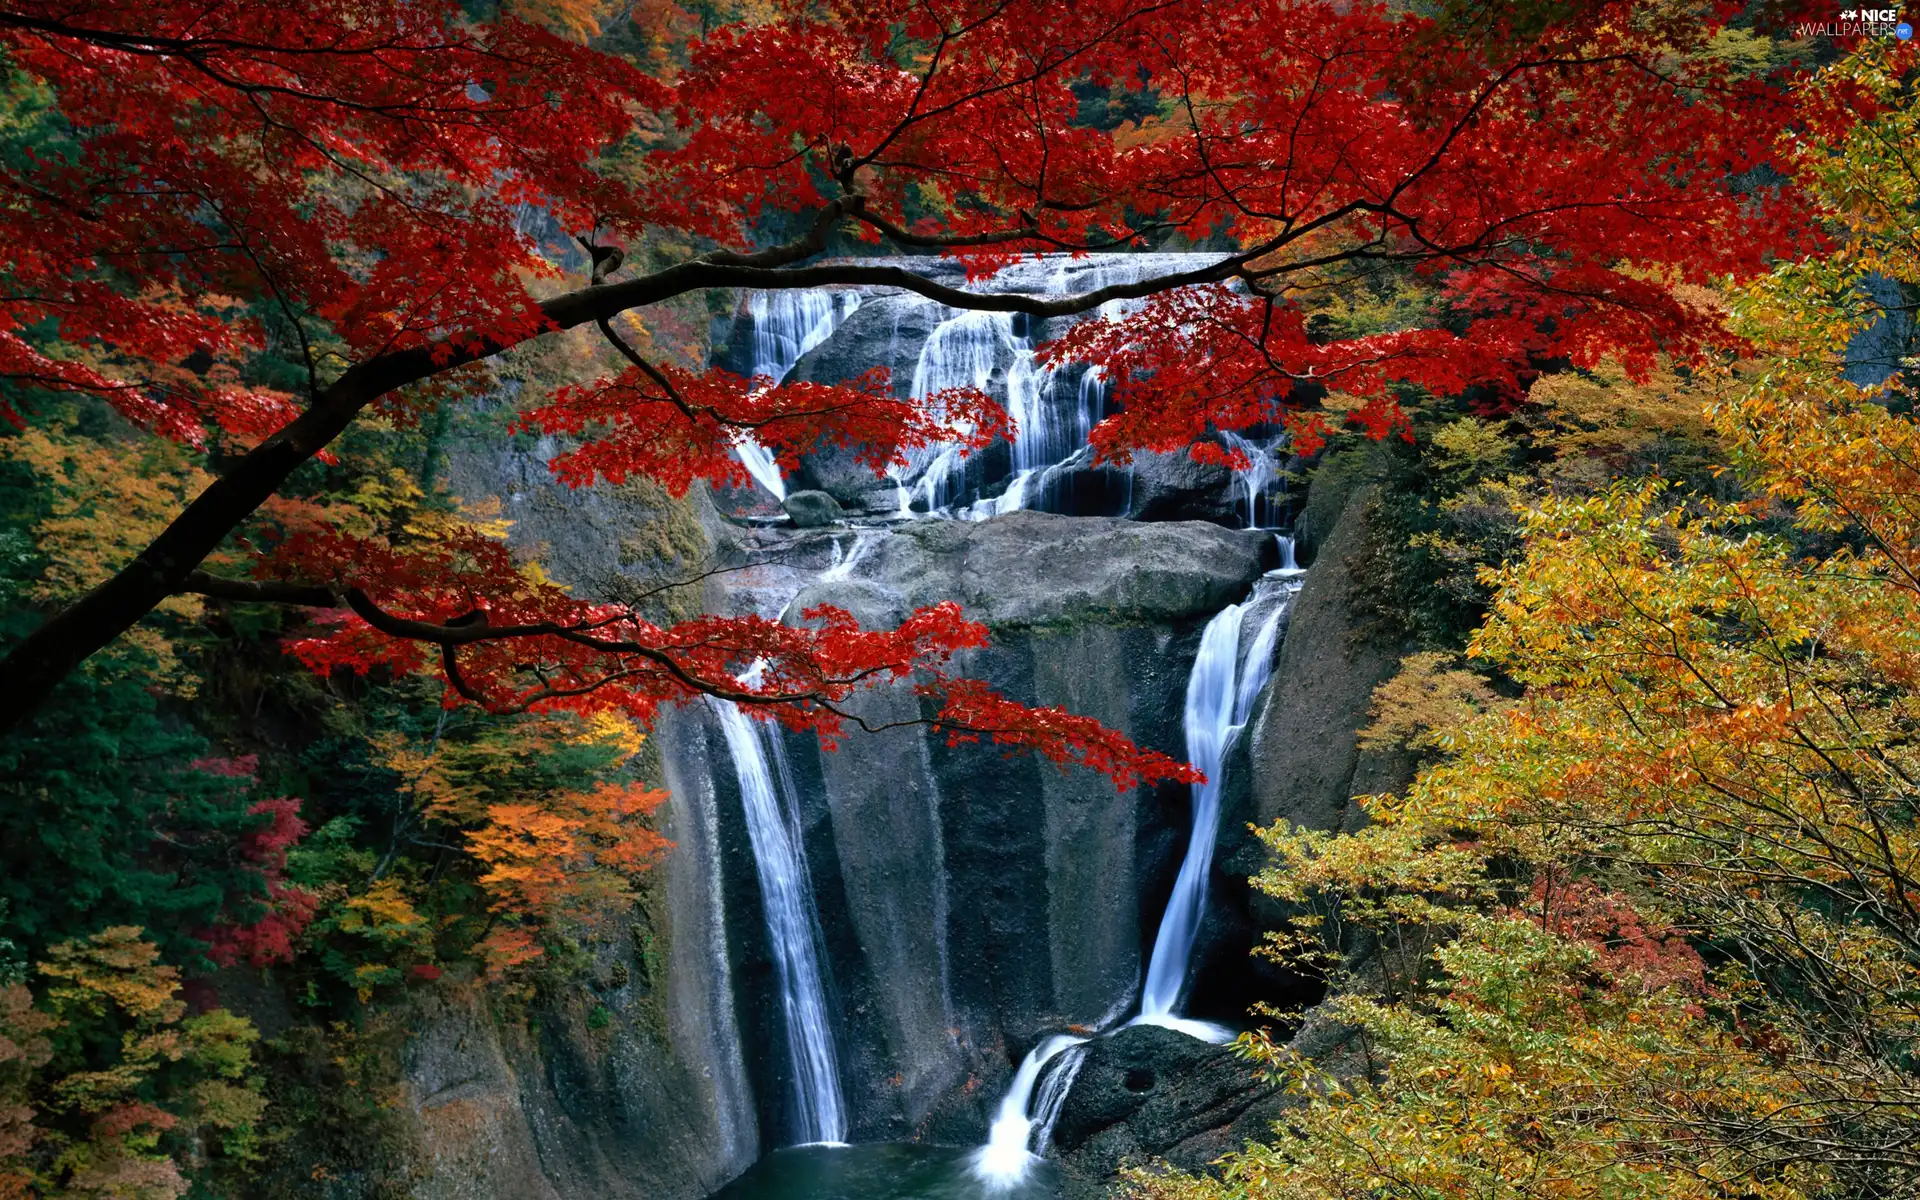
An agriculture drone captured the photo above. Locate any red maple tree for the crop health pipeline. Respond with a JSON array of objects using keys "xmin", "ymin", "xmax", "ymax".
[{"xmin": 0, "ymin": 0, "xmax": 1818, "ymax": 782}]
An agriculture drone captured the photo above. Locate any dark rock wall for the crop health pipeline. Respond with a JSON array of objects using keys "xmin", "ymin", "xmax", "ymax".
[
  {"xmin": 1248, "ymin": 486, "xmax": 1417, "ymax": 836},
  {"xmin": 389, "ymin": 734, "xmax": 761, "ymax": 1200},
  {"xmin": 661, "ymin": 514, "xmax": 1279, "ymax": 1155},
  {"xmin": 385, "ymin": 264, "xmax": 1413, "ymax": 1199},
  {"xmin": 1050, "ymin": 1024, "xmax": 1284, "ymax": 1200}
]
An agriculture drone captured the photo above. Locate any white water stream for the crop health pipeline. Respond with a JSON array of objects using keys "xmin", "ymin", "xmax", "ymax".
[
  {"xmin": 711, "ymin": 697, "xmax": 848, "ymax": 1145},
  {"xmin": 972, "ymin": 1034, "xmax": 1089, "ymax": 1189},
  {"xmin": 737, "ymin": 289, "xmax": 864, "ymax": 500},
  {"xmin": 708, "ymin": 256, "xmax": 1317, "ymax": 1175},
  {"xmin": 970, "ymin": 574, "xmax": 1295, "ymax": 1187},
  {"xmin": 1136, "ymin": 585, "xmax": 1291, "ymax": 1038}
]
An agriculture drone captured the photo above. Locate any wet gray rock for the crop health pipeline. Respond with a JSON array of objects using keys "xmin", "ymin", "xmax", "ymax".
[
  {"xmin": 867, "ymin": 510, "xmax": 1271, "ymax": 629},
  {"xmin": 1292, "ymin": 446, "xmax": 1387, "ymax": 565},
  {"xmin": 1126, "ymin": 448, "xmax": 1238, "ymax": 525},
  {"xmin": 789, "ymin": 293, "xmax": 955, "ymax": 394},
  {"xmin": 1029, "ymin": 445, "xmax": 1238, "ymax": 525},
  {"xmin": 781, "ymin": 490, "xmax": 844, "ymax": 528},
  {"xmin": 783, "ymin": 297, "xmax": 965, "ymax": 510},
  {"xmin": 670, "ymin": 512, "xmax": 1277, "ymax": 1147},
  {"xmin": 1248, "ymin": 485, "xmax": 1414, "ymax": 835},
  {"xmin": 1052, "ymin": 1025, "xmax": 1285, "ymax": 1200}
]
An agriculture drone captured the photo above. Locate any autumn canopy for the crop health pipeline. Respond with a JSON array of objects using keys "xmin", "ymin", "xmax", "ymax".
[{"xmin": 0, "ymin": 0, "xmax": 1807, "ymax": 772}]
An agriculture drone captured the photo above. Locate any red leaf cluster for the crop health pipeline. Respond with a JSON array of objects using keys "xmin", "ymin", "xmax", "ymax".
[
  {"xmin": 201, "ymin": 798, "xmax": 319, "ymax": 970},
  {"xmin": 1523, "ymin": 877, "xmax": 1708, "ymax": 996},
  {"xmin": 0, "ymin": 0, "xmax": 1838, "ymax": 781},
  {"xmin": 0, "ymin": 0, "xmax": 658, "ymax": 435},
  {"xmin": 521, "ymin": 364, "xmax": 1009, "ymax": 494}
]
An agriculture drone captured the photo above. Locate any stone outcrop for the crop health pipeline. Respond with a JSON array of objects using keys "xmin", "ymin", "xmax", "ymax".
[
  {"xmin": 668, "ymin": 511, "xmax": 1281, "ymax": 1153},
  {"xmin": 1247, "ymin": 485, "xmax": 1415, "ymax": 836},
  {"xmin": 781, "ymin": 489, "xmax": 844, "ymax": 528},
  {"xmin": 860, "ymin": 510, "xmax": 1271, "ymax": 628},
  {"xmin": 374, "ymin": 733, "xmax": 761, "ymax": 1200},
  {"xmin": 1029, "ymin": 444, "xmax": 1240, "ymax": 525},
  {"xmin": 1051, "ymin": 1025, "xmax": 1286, "ymax": 1200}
]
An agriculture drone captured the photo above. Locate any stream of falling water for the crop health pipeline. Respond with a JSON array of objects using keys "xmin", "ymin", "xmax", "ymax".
[
  {"xmin": 1135, "ymin": 584, "xmax": 1290, "ymax": 1038},
  {"xmin": 881, "ymin": 254, "xmax": 1224, "ymax": 519},
  {"xmin": 969, "ymin": 576, "xmax": 1295, "ymax": 1189},
  {"xmin": 1219, "ymin": 429, "xmax": 1289, "ymax": 530},
  {"xmin": 711, "ymin": 697, "xmax": 849, "ymax": 1145},
  {"xmin": 737, "ymin": 289, "xmax": 863, "ymax": 500},
  {"xmin": 971, "ymin": 1035, "xmax": 1088, "ymax": 1189},
  {"xmin": 708, "ymin": 257, "xmax": 1312, "ymax": 1185}
]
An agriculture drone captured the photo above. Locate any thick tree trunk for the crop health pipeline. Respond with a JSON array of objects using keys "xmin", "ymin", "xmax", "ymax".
[{"xmin": 0, "ymin": 364, "xmax": 394, "ymax": 732}]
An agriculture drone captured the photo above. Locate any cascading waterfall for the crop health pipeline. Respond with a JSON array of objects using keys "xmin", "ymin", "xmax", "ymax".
[
  {"xmin": 1134, "ymin": 583, "xmax": 1292, "ymax": 1041},
  {"xmin": 710, "ymin": 698, "xmax": 848, "ymax": 1145},
  {"xmin": 967, "ymin": 579, "xmax": 1292, "ymax": 1189},
  {"xmin": 879, "ymin": 253, "xmax": 1229, "ymax": 518},
  {"xmin": 1219, "ymin": 429, "xmax": 1288, "ymax": 530},
  {"xmin": 901, "ymin": 309, "xmax": 1105, "ymax": 521},
  {"xmin": 1028, "ymin": 1043, "xmax": 1090, "ymax": 1152},
  {"xmin": 700, "ymin": 255, "xmax": 1321, "ymax": 1194},
  {"xmin": 972, "ymin": 1034, "xmax": 1089, "ymax": 1189},
  {"xmin": 737, "ymin": 289, "xmax": 863, "ymax": 500},
  {"xmin": 963, "ymin": 314, "xmax": 1062, "ymax": 521},
  {"xmin": 1007, "ymin": 315, "xmax": 1067, "ymax": 474},
  {"xmin": 1073, "ymin": 368, "xmax": 1110, "ymax": 461},
  {"xmin": 894, "ymin": 308, "xmax": 1015, "ymax": 514},
  {"xmin": 820, "ymin": 527, "xmax": 884, "ymax": 582}
]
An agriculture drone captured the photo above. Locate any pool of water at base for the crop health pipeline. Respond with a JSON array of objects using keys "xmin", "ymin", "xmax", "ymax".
[{"xmin": 708, "ymin": 1143, "xmax": 1061, "ymax": 1200}]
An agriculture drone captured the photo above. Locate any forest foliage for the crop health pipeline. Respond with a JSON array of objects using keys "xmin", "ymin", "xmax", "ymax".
[
  {"xmin": 0, "ymin": 0, "xmax": 1897, "ymax": 1196},
  {"xmin": 1126, "ymin": 41, "xmax": 1920, "ymax": 1200}
]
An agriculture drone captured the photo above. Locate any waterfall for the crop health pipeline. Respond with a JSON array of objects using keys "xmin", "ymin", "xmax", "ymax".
[
  {"xmin": 895, "ymin": 307, "xmax": 1101, "ymax": 517},
  {"xmin": 972, "ymin": 1034, "xmax": 1088, "ymax": 1188},
  {"xmin": 1135, "ymin": 585, "xmax": 1291, "ymax": 1040},
  {"xmin": 897, "ymin": 308, "xmax": 1011, "ymax": 513},
  {"xmin": 962, "ymin": 533, "xmax": 1297, "ymax": 1187},
  {"xmin": 1074, "ymin": 368, "xmax": 1108, "ymax": 457},
  {"xmin": 881, "ymin": 254, "xmax": 1230, "ymax": 516},
  {"xmin": 1219, "ymin": 429, "xmax": 1287, "ymax": 529},
  {"xmin": 820, "ymin": 527, "xmax": 885, "ymax": 582},
  {"xmin": 1029, "ymin": 1042, "xmax": 1090, "ymax": 1152},
  {"xmin": 1275, "ymin": 533, "xmax": 1299, "ymax": 572},
  {"xmin": 967, "ymin": 469, "xmax": 1035, "ymax": 522},
  {"xmin": 1006, "ymin": 315, "xmax": 1065, "ymax": 473},
  {"xmin": 737, "ymin": 289, "xmax": 863, "ymax": 500},
  {"xmin": 710, "ymin": 698, "xmax": 848, "ymax": 1145}
]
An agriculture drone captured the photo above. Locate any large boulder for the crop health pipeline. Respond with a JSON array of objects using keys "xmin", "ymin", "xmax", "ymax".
[
  {"xmin": 785, "ymin": 296, "xmax": 965, "ymax": 510},
  {"xmin": 781, "ymin": 489, "xmax": 844, "ymax": 528},
  {"xmin": 1051, "ymin": 1025, "xmax": 1286, "ymax": 1200},
  {"xmin": 868, "ymin": 510, "xmax": 1271, "ymax": 628},
  {"xmin": 1127, "ymin": 448, "xmax": 1239, "ymax": 524},
  {"xmin": 1029, "ymin": 445, "xmax": 1239, "ymax": 525},
  {"xmin": 671, "ymin": 512, "xmax": 1281, "ymax": 1147}
]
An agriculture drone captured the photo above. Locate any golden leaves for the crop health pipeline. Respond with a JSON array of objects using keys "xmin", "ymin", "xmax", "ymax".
[
  {"xmin": 1198, "ymin": 50, "xmax": 1920, "ymax": 1199},
  {"xmin": 1359, "ymin": 651, "xmax": 1503, "ymax": 754}
]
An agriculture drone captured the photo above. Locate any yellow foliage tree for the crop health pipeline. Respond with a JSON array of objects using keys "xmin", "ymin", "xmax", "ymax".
[
  {"xmin": 0, "ymin": 928, "xmax": 266, "ymax": 1199},
  {"xmin": 354, "ymin": 710, "xmax": 669, "ymax": 982},
  {"xmin": 1136, "ymin": 45, "xmax": 1920, "ymax": 1200},
  {"xmin": 1, "ymin": 428, "xmax": 211, "ymax": 690}
]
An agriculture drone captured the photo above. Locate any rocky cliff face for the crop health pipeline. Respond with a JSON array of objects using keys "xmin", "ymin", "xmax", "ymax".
[
  {"xmin": 673, "ymin": 512, "xmax": 1280, "ymax": 1150},
  {"xmin": 1050, "ymin": 1024, "xmax": 1284, "ymax": 1200},
  {"xmin": 376, "ymin": 260, "xmax": 1398, "ymax": 1199},
  {"xmin": 364, "ymin": 716, "xmax": 761, "ymax": 1200},
  {"xmin": 1246, "ymin": 485, "xmax": 1417, "ymax": 839}
]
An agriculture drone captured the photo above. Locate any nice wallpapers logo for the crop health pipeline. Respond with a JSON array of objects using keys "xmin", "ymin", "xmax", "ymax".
[{"xmin": 1800, "ymin": 7, "xmax": 1914, "ymax": 37}]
